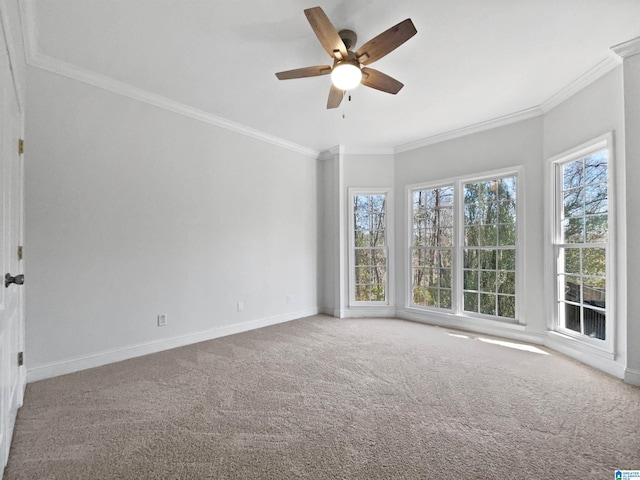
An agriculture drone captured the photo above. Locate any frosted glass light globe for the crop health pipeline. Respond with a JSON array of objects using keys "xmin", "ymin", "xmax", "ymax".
[{"xmin": 331, "ymin": 62, "xmax": 362, "ymax": 90}]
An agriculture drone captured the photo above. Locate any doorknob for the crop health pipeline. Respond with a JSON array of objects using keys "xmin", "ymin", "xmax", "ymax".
[{"xmin": 5, "ymin": 273, "xmax": 24, "ymax": 288}]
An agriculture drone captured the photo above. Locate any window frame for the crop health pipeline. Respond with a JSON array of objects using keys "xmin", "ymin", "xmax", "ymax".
[
  {"xmin": 406, "ymin": 166, "xmax": 524, "ymax": 324},
  {"xmin": 548, "ymin": 132, "xmax": 615, "ymax": 351},
  {"xmin": 348, "ymin": 187, "xmax": 393, "ymax": 307}
]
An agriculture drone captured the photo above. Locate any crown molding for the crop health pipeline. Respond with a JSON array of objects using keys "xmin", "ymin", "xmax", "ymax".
[
  {"xmin": 541, "ymin": 55, "xmax": 621, "ymax": 113},
  {"xmin": 18, "ymin": 0, "xmax": 637, "ymax": 159},
  {"xmin": 342, "ymin": 146, "xmax": 394, "ymax": 155},
  {"xmin": 394, "ymin": 107, "xmax": 543, "ymax": 154},
  {"xmin": 19, "ymin": 1, "xmax": 318, "ymax": 159},
  {"xmin": 28, "ymin": 52, "xmax": 320, "ymax": 158},
  {"xmin": 611, "ymin": 36, "xmax": 640, "ymax": 59},
  {"xmin": 318, "ymin": 145, "xmax": 344, "ymax": 160}
]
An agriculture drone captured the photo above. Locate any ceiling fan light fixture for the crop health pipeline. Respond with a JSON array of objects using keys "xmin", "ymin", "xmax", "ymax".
[{"xmin": 331, "ymin": 62, "xmax": 362, "ymax": 91}]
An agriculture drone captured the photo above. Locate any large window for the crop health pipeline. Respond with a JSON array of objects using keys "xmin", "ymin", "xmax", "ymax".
[
  {"xmin": 552, "ymin": 134, "xmax": 612, "ymax": 342},
  {"xmin": 411, "ymin": 186, "xmax": 454, "ymax": 310},
  {"xmin": 351, "ymin": 191, "xmax": 388, "ymax": 304},
  {"xmin": 409, "ymin": 170, "xmax": 520, "ymax": 321},
  {"xmin": 463, "ymin": 177, "xmax": 517, "ymax": 318}
]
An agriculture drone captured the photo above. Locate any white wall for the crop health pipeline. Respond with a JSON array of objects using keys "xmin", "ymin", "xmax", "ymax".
[
  {"xmin": 25, "ymin": 67, "xmax": 318, "ymax": 380},
  {"xmin": 393, "ymin": 117, "xmax": 545, "ymax": 339},
  {"xmin": 619, "ymin": 53, "xmax": 640, "ymax": 383}
]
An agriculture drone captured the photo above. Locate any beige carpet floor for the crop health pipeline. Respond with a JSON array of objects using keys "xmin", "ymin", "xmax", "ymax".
[{"xmin": 5, "ymin": 315, "xmax": 640, "ymax": 479}]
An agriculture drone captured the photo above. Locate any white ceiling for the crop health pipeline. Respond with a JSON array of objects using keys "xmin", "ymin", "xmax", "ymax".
[{"xmin": 27, "ymin": 0, "xmax": 640, "ymax": 153}]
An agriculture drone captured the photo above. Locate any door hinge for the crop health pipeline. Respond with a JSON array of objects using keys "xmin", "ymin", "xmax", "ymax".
[
  {"xmin": 18, "ymin": 245, "xmax": 23, "ymax": 260},
  {"xmin": 18, "ymin": 352, "xmax": 24, "ymax": 366},
  {"xmin": 18, "ymin": 139, "xmax": 24, "ymax": 155}
]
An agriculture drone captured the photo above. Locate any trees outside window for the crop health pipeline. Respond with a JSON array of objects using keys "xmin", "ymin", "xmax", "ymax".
[
  {"xmin": 553, "ymin": 136, "xmax": 611, "ymax": 342},
  {"xmin": 351, "ymin": 192, "xmax": 388, "ymax": 304},
  {"xmin": 463, "ymin": 176, "xmax": 517, "ymax": 319},
  {"xmin": 411, "ymin": 186, "xmax": 454, "ymax": 310},
  {"xmin": 409, "ymin": 171, "xmax": 519, "ymax": 321}
]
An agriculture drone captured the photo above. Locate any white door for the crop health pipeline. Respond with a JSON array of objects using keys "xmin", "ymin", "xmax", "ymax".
[{"xmin": 0, "ymin": 15, "xmax": 26, "ymax": 472}]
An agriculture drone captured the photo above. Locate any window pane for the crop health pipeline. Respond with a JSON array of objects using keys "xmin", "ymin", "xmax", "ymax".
[
  {"xmin": 480, "ymin": 293, "xmax": 496, "ymax": 315},
  {"xmin": 585, "ymin": 184, "xmax": 607, "ymax": 214},
  {"xmin": 413, "ymin": 287, "xmax": 426, "ymax": 306},
  {"xmin": 480, "ymin": 225, "xmax": 497, "ymax": 245},
  {"xmin": 498, "ymin": 249, "xmax": 515, "ymax": 270},
  {"xmin": 584, "ymin": 277, "xmax": 605, "ymax": 309},
  {"xmin": 440, "ymin": 289, "xmax": 452, "ymax": 309},
  {"xmin": 480, "ymin": 249, "xmax": 497, "ymax": 270},
  {"xmin": 356, "ymin": 249, "xmax": 371, "ymax": 266},
  {"xmin": 356, "ymin": 285, "xmax": 369, "ymax": 302},
  {"xmin": 563, "ymin": 160, "xmax": 583, "ymax": 189},
  {"xmin": 438, "ymin": 268, "xmax": 450, "ymax": 288},
  {"xmin": 464, "ymin": 292, "xmax": 478, "ymax": 312},
  {"xmin": 498, "ymin": 271, "xmax": 516, "ymax": 295},
  {"xmin": 425, "ymin": 288, "xmax": 438, "ymax": 307},
  {"xmin": 563, "ymin": 188, "xmax": 584, "ymax": 218},
  {"xmin": 585, "ymin": 215, "xmax": 607, "ymax": 243},
  {"xmin": 465, "ymin": 226, "xmax": 479, "ymax": 246},
  {"xmin": 498, "ymin": 295, "xmax": 516, "ymax": 318},
  {"xmin": 582, "ymin": 247, "xmax": 605, "ymax": 276},
  {"xmin": 356, "ymin": 267, "xmax": 371, "ymax": 284},
  {"xmin": 498, "ymin": 224, "xmax": 516, "ymax": 246},
  {"xmin": 465, "ymin": 204, "xmax": 479, "ymax": 225},
  {"xmin": 371, "ymin": 285, "xmax": 385, "ymax": 302},
  {"xmin": 480, "ymin": 270, "xmax": 497, "ymax": 292},
  {"xmin": 439, "ymin": 249, "xmax": 452, "ymax": 268},
  {"xmin": 563, "ymin": 218, "xmax": 584, "ymax": 243},
  {"xmin": 584, "ymin": 308, "xmax": 605, "ymax": 340},
  {"xmin": 464, "ymin": 249, "xmax": 478, "ymax": 269},
  {"xmin": 562, "ymin": 248, "xmax": 580, "ymax": 274},
  {"xmin": 561, "ymin": 275, "xmax": 581, "ymax": 303},
  {"xmin": 498, "ymin": 177, "xmax": 516, "ymax": 201},
  {"xmin": 585, "ymin": 152, "xmax": 607, "ymax": 184},
  {"xmin": 464, "ymin": 270, "xmax": 478, "ymax": 290},
  {"xmin": 498, "ymin": 200, "xmax": 516, "ymax": 224},
  {"xmin": 562, "ymin": 302, "xmax": 581, "ymax": 333}
]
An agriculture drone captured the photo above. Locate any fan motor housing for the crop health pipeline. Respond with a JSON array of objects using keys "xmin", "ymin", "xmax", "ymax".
[{"xmin": 338, "ymin": 30, "xmax": 357, "ymax": 51}]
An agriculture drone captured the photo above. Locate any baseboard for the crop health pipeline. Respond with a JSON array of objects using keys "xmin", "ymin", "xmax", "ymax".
[
  {"xmin": 342, "ymin": 306, "xmax": 396, "ymax": 318},
  {"xmin": 27, "ymin": 307, "xmax": 318, "ymax": 383},
  {"xmin": 624, "ymin": 368, "xmax": 640, "ymax": 386}
]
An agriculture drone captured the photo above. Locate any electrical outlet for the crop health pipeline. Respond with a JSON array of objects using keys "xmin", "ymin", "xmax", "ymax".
[
  {"xmin": 157, "ymin": 314, "xmax": 167, "ymax": 327},
  {"xmin": 237, "ymin": 301, "xmax": 244, "ymax": 312},
  {"xmin": 286, "ymin": 295, "xmax": 293, "ymax": 304}
]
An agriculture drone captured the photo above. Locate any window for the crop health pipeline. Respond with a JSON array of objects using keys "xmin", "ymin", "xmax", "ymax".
[
  {"xmin": 350, "ymin": 191, "xmax": 388, "ymax": 304},
  {"xmin": 409, "ymin": 170, "xmax": 520, "ymax": 322},
  {"xmin": 411, "ymin": 186, "xmax": 454, "ymax": 310},
  {"xmin": 552, "ymin": 134, "xmax": 612, "ymax": 343},
  {"xmin": 463, "ymin": 177, "xmax": 517, "ymax": 318}
]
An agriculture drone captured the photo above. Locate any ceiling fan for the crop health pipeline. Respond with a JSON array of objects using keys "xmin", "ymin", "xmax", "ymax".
[{"xmin": 275, "ymin": 6, "xmax": 417, "ymax": 109}]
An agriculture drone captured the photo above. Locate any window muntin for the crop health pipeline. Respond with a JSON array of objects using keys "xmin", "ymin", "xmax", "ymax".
[
  {"xmin": 462, "ymin": 176, "xmax": 517, "ymax": 319},
  {"xmin": 556, "ymin": 149, "xmax": 608, "ymax": 340},
  {"xmin": 410, "ymin": 186, "xmax": 454, "ymax": 310},
  {"xmin": 353, "ymin": 194, "xmax": 387, "ymax": 303}
]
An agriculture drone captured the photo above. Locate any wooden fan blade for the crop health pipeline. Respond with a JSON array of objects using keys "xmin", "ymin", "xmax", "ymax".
[
  {"xmin": 356, "ymin": 18, "xmax": 417, "ymax": 65},
  {"xmin": 327, "ymin": 84, "xmax": 344, "ymax": 109},
  {"xmin": 276, "ymin": 66, "xmax": 332, "ymax": 80},
  {"xmin": 304, "ymin": 6, "xmax": 348, "ymax": 60},
  {"xmin": 361, "ymin": 67, "xmax": 404, "ymax": 94}
]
